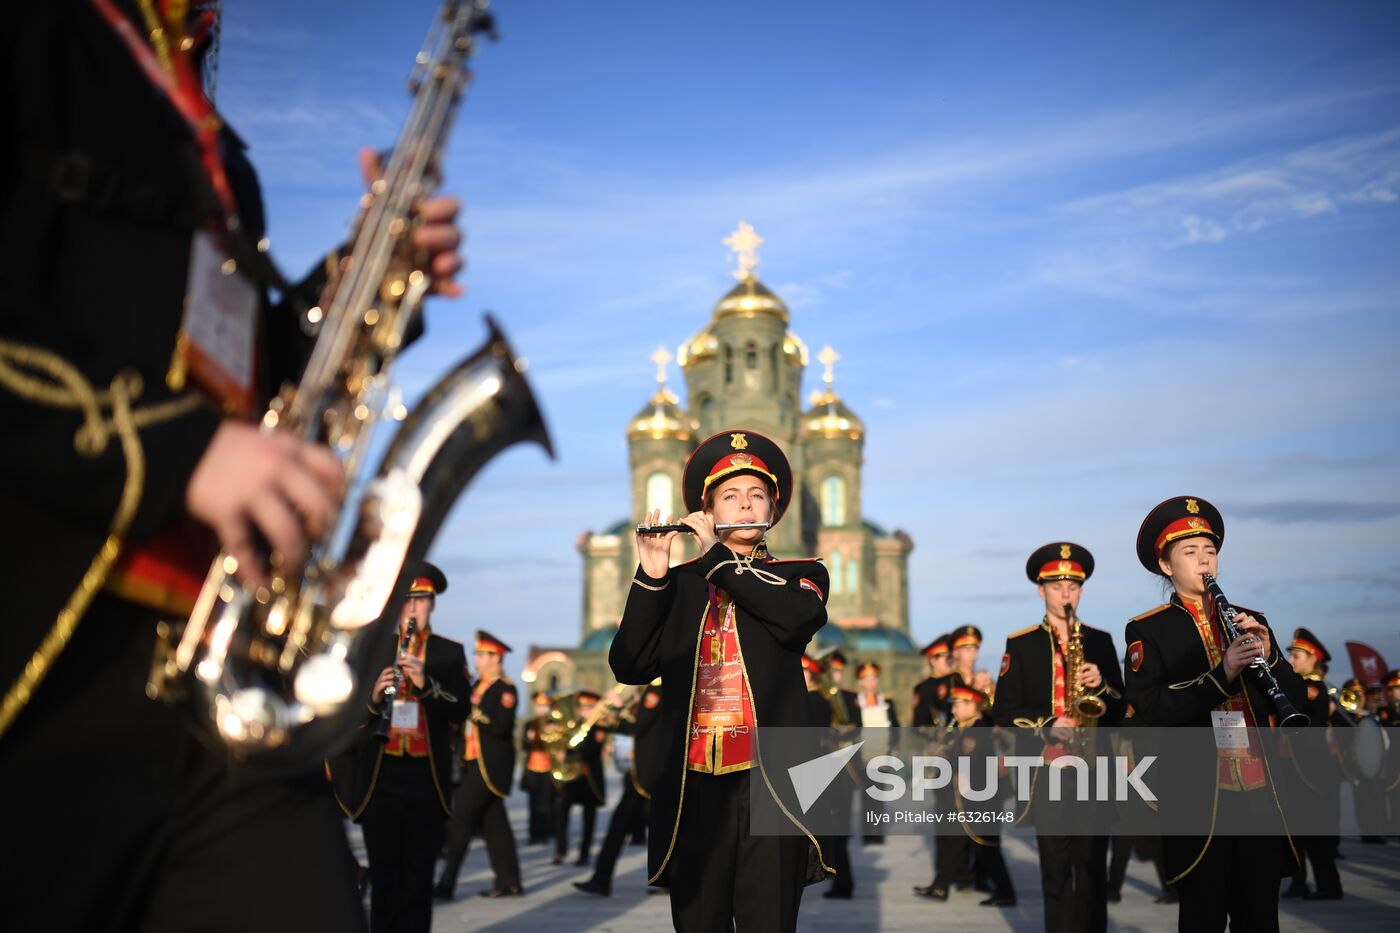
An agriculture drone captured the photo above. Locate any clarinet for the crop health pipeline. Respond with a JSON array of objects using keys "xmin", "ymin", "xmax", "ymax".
[
  {"xmin": 374, "ymin": 619, "xmax": 418, "ymax": 743},
  {"xmin": 1202, "ymin": 573, "xmax": 1308, "ymax": 732}
]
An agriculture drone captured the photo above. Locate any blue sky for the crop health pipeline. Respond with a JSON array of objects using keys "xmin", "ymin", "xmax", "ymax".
[{"xmin": 219, "ymin": 1, "xmax": 1400, "ymax": 682}]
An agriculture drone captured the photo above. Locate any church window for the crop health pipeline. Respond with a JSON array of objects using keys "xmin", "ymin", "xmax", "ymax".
[
  {"xmin": 829, "ymin": 550, "xmax": 844, "ymax": 595},
  {"xmin": 745, "ymin": 341, "xmax": 758, "ymax": 370},
  {"xmin": 645, "ymin": 472, "xmax": 673, "ymax": 518},
  {"xmin": 847, "ymin": 558, "xmax": 860, "ymax": 595},
  {"xmin": 820, "ymin": 475, "xmax": 847, "ymax": 526},
  {"xmin": 699, "ymin": 395, "xmax": 714, "ymax": 424},
  {"xmin": 769, "ymin": 344, "xmax": 779, "ymax": 389},
  {"xmin": 723, "ymin": 345, "xmax": 733, "ymax": 383}
]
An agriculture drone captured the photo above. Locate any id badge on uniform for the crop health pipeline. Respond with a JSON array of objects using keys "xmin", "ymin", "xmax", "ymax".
[
  {"xmin": 1211, "ymin": 710, "xmax": 1249, "ymax": 757},
  {"xmin": 391, "ymin": 699, "xmax": 421, "ymax": 731},
  {"xmin": 695, "ymin": 664, "xmax": 743, "ymax": 729},
  {"xmin": 171, "ymin": 230, "xmax": 258, "ymax": 413}
]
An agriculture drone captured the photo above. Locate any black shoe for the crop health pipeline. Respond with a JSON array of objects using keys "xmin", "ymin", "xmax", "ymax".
[
  {"xmin": 1154, "ymin": 891, "xmax": 1179, "ymax": 904},
  {"xmin": 432, "ymin": 883, "xmax": 454, "ymax": 901},
  {"xmin": 954, "ymin": 881, "xmax": 973, "ymax": 892},
  {"xmin": 574, "ymin": 879, "xmax": 611, "ymax": 897},
  {"xmin": 915, "ymin": 886, "xmax": 948, "ymax": 901},
  {"xmin": 1304, "ymin": 889, "xmax": 1343, "ymax": 900},
  {"xmin": 480, "ymin": 885, "xmax": 524, "ymax": 898},
  {"xmin": 1106, "ymin": 889, "xmax": 1121, "ymax": 903},
  {"xmin": 823, "ymin": 888, "xmax": 853, "ymax": 899},
  {"xmin": 1281, "ymin": 882, "xmax": 1309, "ymax": 899},
  {"xmin": 979, "ymin": 895, "xmax": 1016, "ymax": 907},
  {"xmin": 912, "ymin": 883, "xmax": 935, "ymax": 896}
]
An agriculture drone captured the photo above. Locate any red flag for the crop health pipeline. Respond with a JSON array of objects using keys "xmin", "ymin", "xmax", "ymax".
[{"xmin": 1344, "ymin": 642, "xmax": 1389, "ymax": 689}]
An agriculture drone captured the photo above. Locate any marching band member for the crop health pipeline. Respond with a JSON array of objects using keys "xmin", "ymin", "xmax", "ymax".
[
  {"xmin": 436, "ymin": 630, "xmax": 523, "ymax": 899},
  {"xmin": 993, "ymin": 542, "xmax": 1124, "ymax": 932},
  {"xmin": 609, "ymin": 430, "xmax": 832, "ymax": 932},
  {"xmin": 332, "ymin": 561, "xmax": 471, "ymax": 933},
  {"xmin": 1281, "ymin": 628, "xmax": 1343, "ymax": 900},
  {"xmin": 1124, "ymin": 497, "xmax": 1306, "ymax": 933},
  {"xmin": 520, "ymin": 691, "xmax": 558, "ymax": 844},
  {"xmin": 553, "ymin": 690, "xmax": 610, "ymax": 866}
]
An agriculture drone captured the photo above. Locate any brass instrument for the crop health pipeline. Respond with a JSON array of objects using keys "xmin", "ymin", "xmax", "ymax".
[
  {"xmin": 816, "ymin": 664, "xmax": 852, "ymax": 728},
  {"xmin": 147, "ymin": 1, "xmax": 555, "ymax": 767},
  {"xmin": 543, "ymin": 685, "xmax": 635, "ymax": 782},
  {"xmin": 1332, "ymin": 682, "xmax": 1364, "ymax": 721},
  {"xmin": 1065, "ymin": 604, "xmax": 1107, "ymax": 721}
]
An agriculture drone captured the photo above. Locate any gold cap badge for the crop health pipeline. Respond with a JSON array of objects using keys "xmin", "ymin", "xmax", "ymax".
[
  {"xmin": 730, "ymin": 433, "xmax": 748, "ymax": 450},
  {"xmin": 1186, "ymin": 498, "xmax": 1200, "ymax": 514},
  {"xmin": 1060, "ymin": 544, "xmax": 1071, "ymax": 559}
]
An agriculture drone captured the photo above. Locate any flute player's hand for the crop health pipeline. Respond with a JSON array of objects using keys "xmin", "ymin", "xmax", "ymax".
[{"xmin": 637, "ymin": 508, "xmax": 677, "ymax": 580}]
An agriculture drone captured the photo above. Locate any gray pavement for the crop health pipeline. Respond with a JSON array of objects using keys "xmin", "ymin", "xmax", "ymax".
[{"xmin": 346, "ymin": 776, "xmax": 1400, "ymax": 932}]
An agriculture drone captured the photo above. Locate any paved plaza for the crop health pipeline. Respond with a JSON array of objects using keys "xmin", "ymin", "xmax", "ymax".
[{"xmin": 347, "ymin": 777, "xmax": 1400, "ymax": 932}]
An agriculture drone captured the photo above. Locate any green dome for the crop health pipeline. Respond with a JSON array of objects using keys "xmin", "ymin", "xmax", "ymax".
[
  {"xmin": 580, "ymin": 627, "xmax": 617, "ymax": 652},
  {"xmin": 844, "ymin": 625, "xmax": 916, "ymax": 653}
]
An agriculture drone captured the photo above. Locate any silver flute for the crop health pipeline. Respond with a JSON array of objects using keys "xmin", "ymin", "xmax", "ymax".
[{"xmin": 636, "ymin": 522, "xmax": 771, "ymax": 535}]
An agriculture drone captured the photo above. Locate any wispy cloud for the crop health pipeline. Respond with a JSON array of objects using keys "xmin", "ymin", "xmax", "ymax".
[{"xmin": 1230, "ymin": 501, "xmax": 1400, "ymax": 524}]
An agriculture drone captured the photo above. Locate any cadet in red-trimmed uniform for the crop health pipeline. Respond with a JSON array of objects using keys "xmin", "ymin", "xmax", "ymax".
[
  {"xmin": 520, "ymin": 690, "xmax": 557, "ymax": 844},
  {"xmin": 436, "ymin": 630, "xmax": 523, "ymax": 899},
  {"xmin": 330, "ymin": 561, "xmax": 471, "ymax": 933},
  {"xmin": 553, "ymin": 689, "xmax": 610, "ymax": 866},
  {"xmin": 1124, "ymin": 496, "xmax": 1306, "ymax": 933},
  {"xmin": 1281, "ymin": 627, "xmax": 1343, "ymax": 900},
  {"xmin": 610, "ymin": 430, "xmax": 832, "ymax": 933},
  {"xmin": 992, "ymin": 542, "xmax": 1125, "ymax": 933}
]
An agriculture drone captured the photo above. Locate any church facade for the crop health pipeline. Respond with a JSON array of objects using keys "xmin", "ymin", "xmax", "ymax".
[{"xmin": 524, "ymin": 224, "xmax": 924, "ymax": 710}]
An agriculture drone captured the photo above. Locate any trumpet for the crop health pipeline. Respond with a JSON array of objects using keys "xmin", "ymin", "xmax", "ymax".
[{"xmin": 635, "ymin": 521, "xmax": 770, "ymax": 536}]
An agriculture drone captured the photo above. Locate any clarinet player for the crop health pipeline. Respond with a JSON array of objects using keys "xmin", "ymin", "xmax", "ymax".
[{"xmin": 1124, "ymin": 497, "xmax": 1307, "ymax": 933}]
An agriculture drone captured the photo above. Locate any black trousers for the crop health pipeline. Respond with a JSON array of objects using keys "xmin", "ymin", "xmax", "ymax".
[
  {"xmin": 590, "ymin": 776, "xmax": 649, "ymax": 890},
  {"xmin": 0, "ymin": 594, "xmax": 364, "ymax": 933},
  {"xmin": 439, "ymin": 762, "xmax": 521, "ymax": 893},
  {"xmin": 360, "ymin": 756, "xmax": 447, "ymax": 933},
  {"xmin": 1172, "ymin": 833, "xmax": 1285, "ymax": 933},
  {"xmin": 668, "ymin": 769, "xmax": 809, "ymax": 933},
  {"xmin": 1036, "ymin": 834, "xmax": 1109, "ymax": 933},
  {"xmin": 520, "ymin": 769, "xmax": 556, "ymax": 843},
  {"xmin": 555, "ymin": 775, "xmax": 600, "ymax": 860}
]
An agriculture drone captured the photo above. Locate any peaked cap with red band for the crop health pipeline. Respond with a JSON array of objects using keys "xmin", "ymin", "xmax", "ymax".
[
  {"xmin": 949, "ymin": 625, "xmax": 982, "ymax": 650},
  {"xmin": 1136, "ymin": 495, "xmax": 1225, "ymax": 575},
  {"xmin": 532, "ymin": 691, "xmax": 551, "ymax": 705},
  {"xmin": 950, "ymin": 683, "xmax": 988, "ymax": 706},
  {"xmin": 801, "ymin": 654, "xmax": 823, "ymax": 675},
  {"xmin": 857, "ymin": 661, "xmax": 881, "ymax": 678},
  {"xmin": 405, "ymin": 559, "xmax": 448, "ymax": 598},
  {"xmin": 921, "ymin": 633, "xmax": 951, "ymax": 658},
  {"xmin": 1025, "ymin": 542, "xmax": 1095, "ymax": 584},
  {"xmin": 682, "ymin": 429, "xmax": 793, "ymax": 525},
  {"xmin": 475, "ymin": 629, "xmax": 512, "ymax": 655},
  {"xmin": 1288, "ymin": 626, "xmax": 1330, "ymax": 666},
  {"xmin": 1385, "ymin": 669, "xmax": 1400, "ymax": 689}
]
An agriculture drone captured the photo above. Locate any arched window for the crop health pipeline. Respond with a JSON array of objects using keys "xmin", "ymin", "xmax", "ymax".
[
  {"xmin": 745, "ymin": 341, "xmax": 758, "ymax": 370},
  {"xmin": 645, "ymin": 472, "xmax": 674, "ymax": 518},
  {"xmin": 829, "ymin": 550, "xmax": 844, "ymax": 595},
  {"xmin": 698, "ymin": 395, "xmax": 714, "ymax": 425},
  {"xmin": 723, "ymin": 345, "xmax": 733, "ymax": 383},
  {"xmin": 846, "ymin": 558, "xmax": 860, "ymax": 595},
  {"xmin": 769, "ymin": 344, "xmax": 779, "ymax": 389},
  {"xmin": 820, "ymin": 475, "xmax": 846, "ymax": 527}
]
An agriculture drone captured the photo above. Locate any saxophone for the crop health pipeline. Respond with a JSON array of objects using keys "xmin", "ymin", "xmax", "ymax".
[
  {"xmin": 146, "ymin": 0, "xmax": 553, "ymax": 768},
  {"xmin": 1064, "ymin": 604, "xmax": 1107, "ymax": 722}
]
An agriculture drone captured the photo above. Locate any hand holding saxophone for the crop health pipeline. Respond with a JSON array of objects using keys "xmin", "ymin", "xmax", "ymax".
[{"xmin": 357, "ymin": 148, "xmax": 464, "ymax": 297}]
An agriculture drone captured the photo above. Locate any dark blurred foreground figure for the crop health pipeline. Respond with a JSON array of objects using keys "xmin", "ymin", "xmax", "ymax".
[{"xmin": 0, "ymin": 5, "xmax": 463, "ymax": 932}]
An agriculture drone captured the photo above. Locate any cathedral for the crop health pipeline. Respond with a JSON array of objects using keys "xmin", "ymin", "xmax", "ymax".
[{"xmin": 523, "ymin": 223, "xmax": 923, "ymax": 707}]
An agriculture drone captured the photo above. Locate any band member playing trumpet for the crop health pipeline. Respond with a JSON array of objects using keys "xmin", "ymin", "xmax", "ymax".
[
  {"xmin": 610, "ymin": 430, "xmax": 833, "ymax": 932},
  {"xmin": 1124, "ymin": 497, "xmax": 1307, "ymax": 933},
  {"xmin": 331, "ymin": 561, "xmax": 471, "ymax": 933},
  {"xmin": 436, "ymin": 630, "xmax": 523, "ymax": 899},
  {"xmin": 993, "ymin": 542, "xmax": 1125, "ymax": 932}
]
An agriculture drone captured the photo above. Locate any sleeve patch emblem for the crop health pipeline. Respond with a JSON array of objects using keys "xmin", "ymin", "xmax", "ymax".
[
  {"xmin": 1128, "ymin": 640, "xmax": 1144, "ymax": 673},
  {"xmin": 501, "ymin": 689, "xmax": 516, "ymax": 708},
  {"xmin": 644, "ymin": 690, "xmax": 661, "ymax": 709},
  {"xmin": 1306, "ymin": 684, "xmax": 1319, "ymax": 701},
  {"xmin": 799, "ymin": 578, "xmax": 825, "ymax": 601},
  {"xmin": 999, "ymin": 653, "xmax": 1011, "ymax": 677}
]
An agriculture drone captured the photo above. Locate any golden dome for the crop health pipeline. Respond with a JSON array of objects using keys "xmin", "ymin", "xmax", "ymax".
[
  {"xmin": 804, "ymin": 388, "xmax": 864, "ymax": 440},
  {"xmin": 629, "ymin": 386, "xmax": 693, "ymax": 441},
  {"xmin": 677, "ymin": 324, "xmax": 718, "ymax": 367},
  {"xmin": 712, "ymin": 276, "xmax": 789, "ymax": 322}
]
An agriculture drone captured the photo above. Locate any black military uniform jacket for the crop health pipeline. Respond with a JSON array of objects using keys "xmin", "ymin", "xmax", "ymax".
[
  {"xmin": 0, "ymin": 3, "xmax": 335, "ymax": 706},
  {"xmin": 912, "ymin": 674, "xmax": 958, "ymax": 728},
  {"xmin": 330, "ymin": 632, "xmax": 471, "ymax": 819},
  {"xmin": 619, "ymin": 683, "xmax": 666, "ymax": 799},
  {"xmin": 993, "ymin": 619, "xmax": 1127, "ymax": 741},
  {"xmin": 467, "ymin": 675, "xmax": 518, "ymax": 798},
  {"xmin": 609, "ymin": 544, "xmax": 831, "ymax": 888},
  {"xmin": 561, "ymin": 721, "xmax": 609, "ymax": 806},
  {"xmin": 1122, "ymin": 595, "xmax": 1307, "ymax": 881}
]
